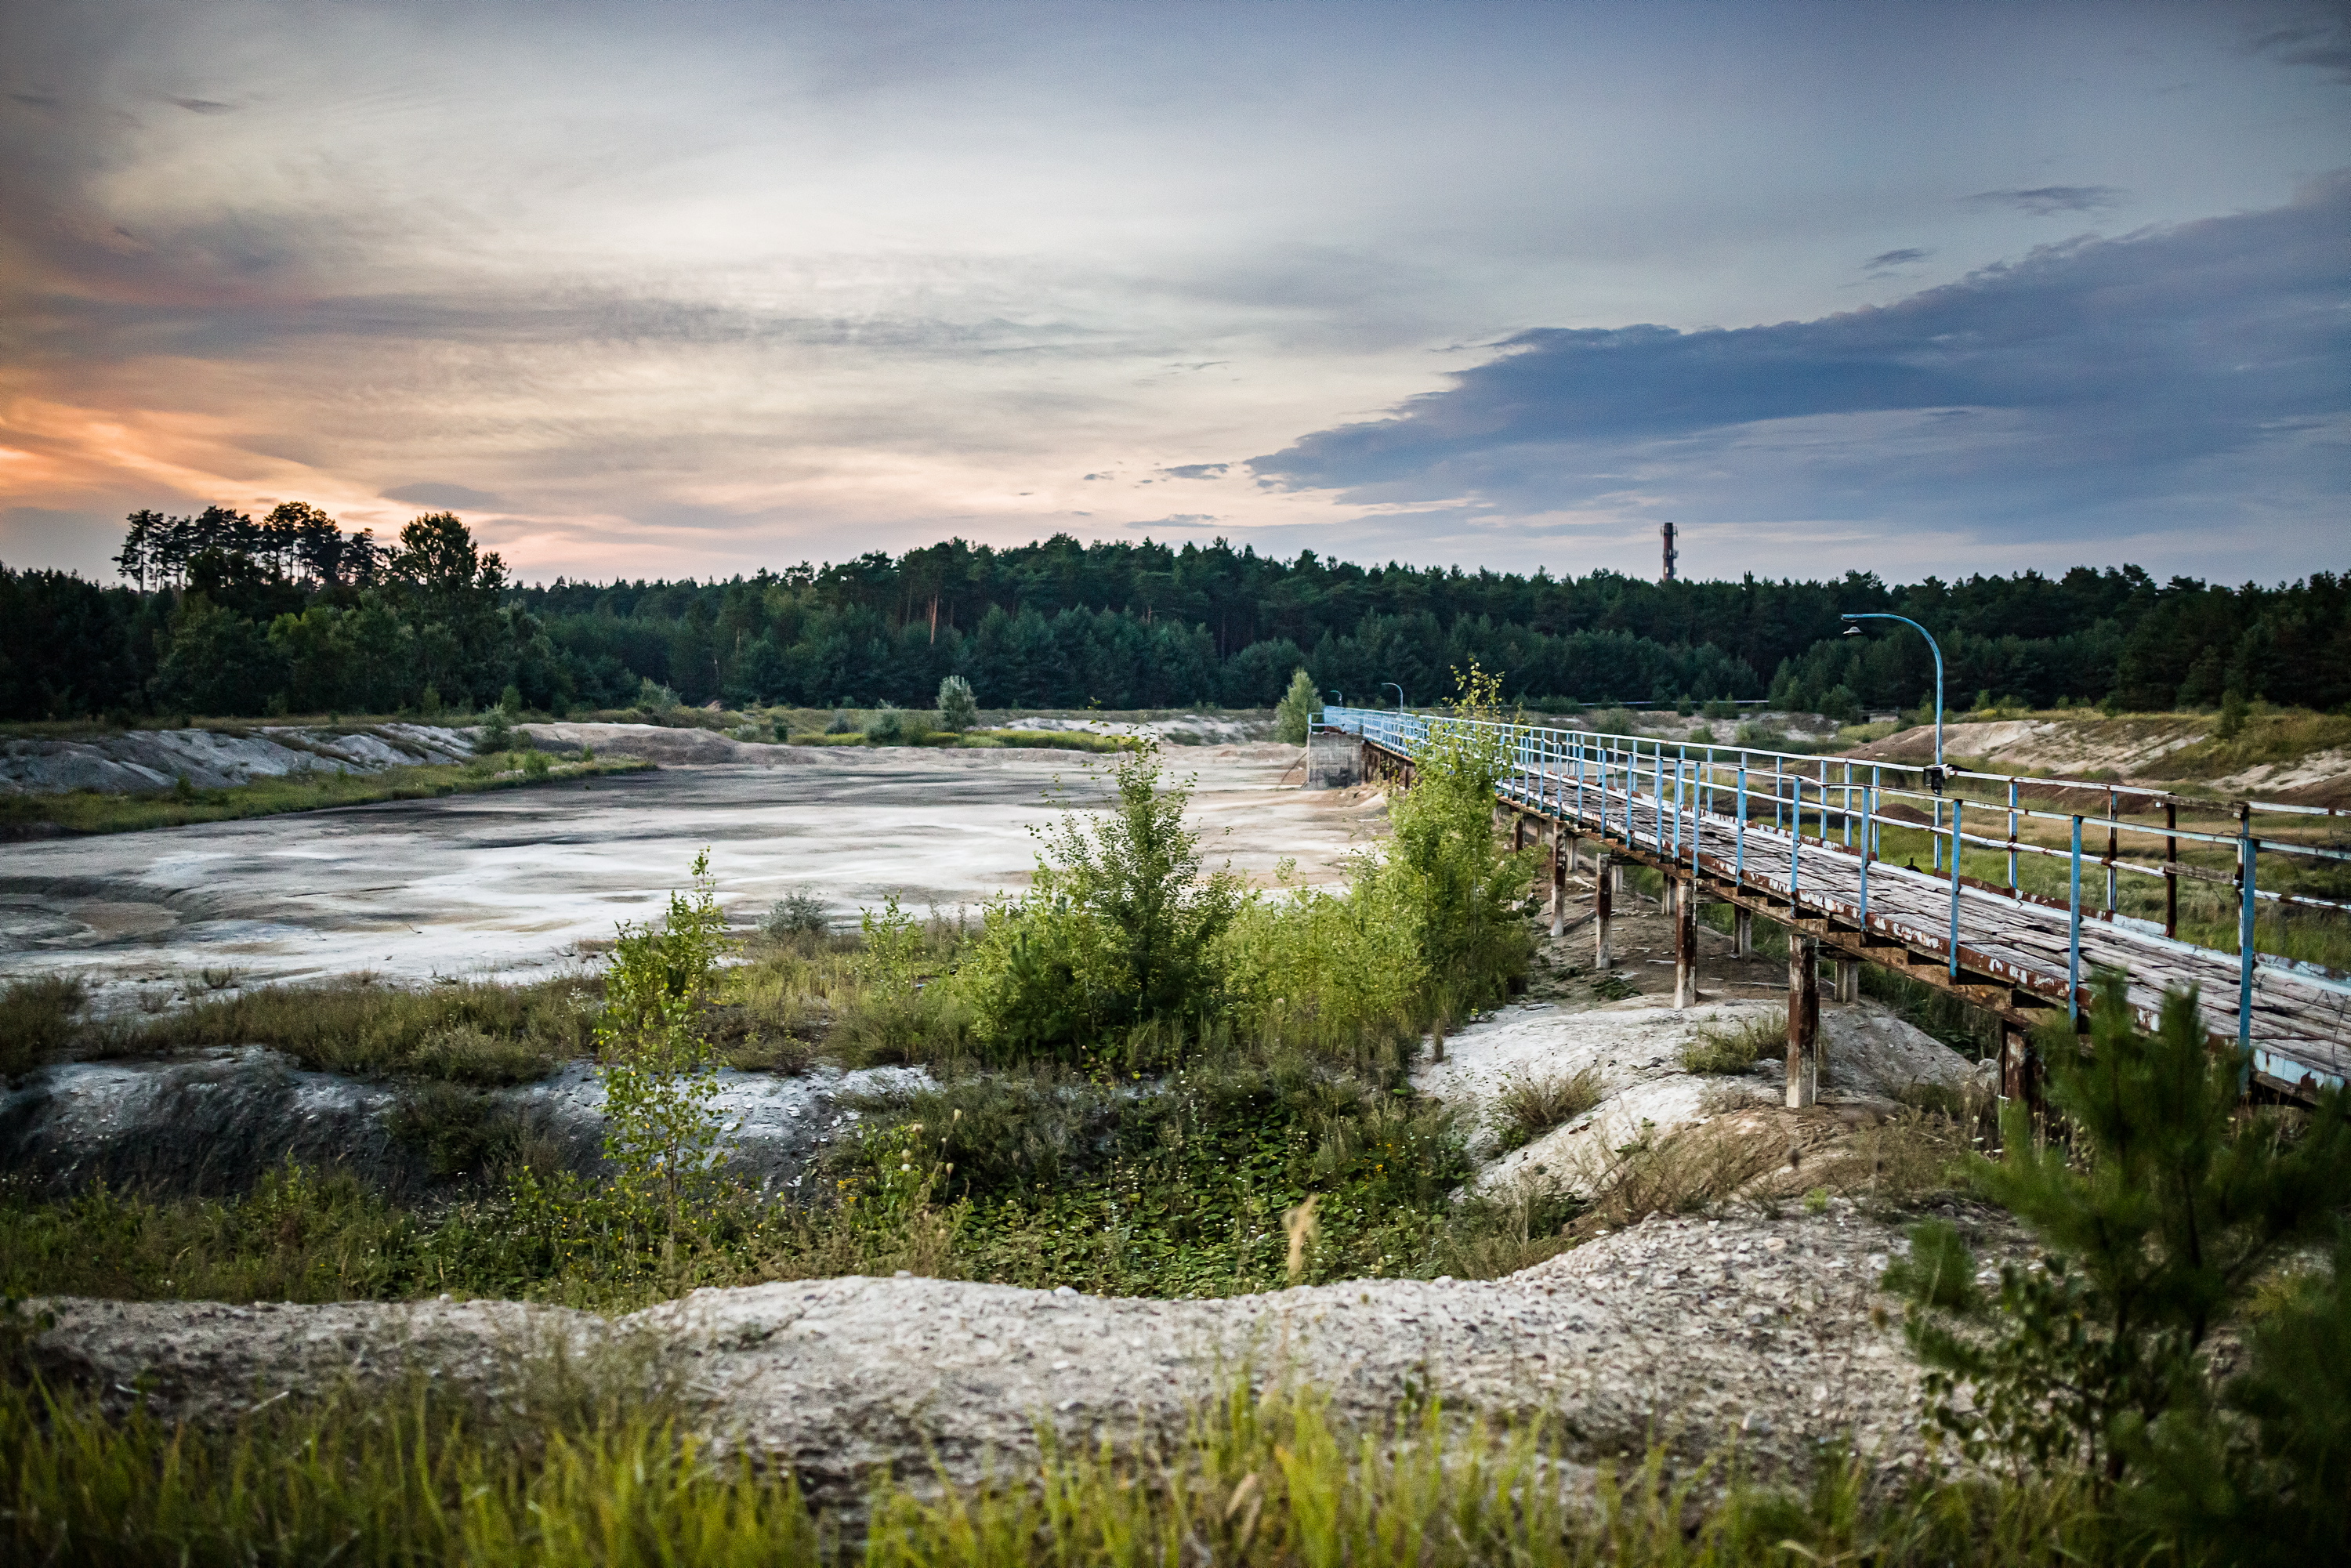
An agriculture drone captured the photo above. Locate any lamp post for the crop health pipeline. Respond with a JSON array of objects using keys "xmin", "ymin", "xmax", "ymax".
[
  {"xmin": 1841, "ymin": 614, "xmax": 1943, "ymax": 775},
  {"xmin": 1382, "ymin": 682, "xmax": 1404, "ymax": 712}
]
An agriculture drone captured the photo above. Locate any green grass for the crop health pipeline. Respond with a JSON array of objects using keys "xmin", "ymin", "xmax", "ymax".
[
  {"xmin": 125, "ymin": 973, "xmax": 601, "ymax": 1083},
  {"xmin": 1491, "ymin": 1065, "xmax": 1606, "ymax": 1150},
  {"xmin": 0, "ymin": 975, "xmax": 86, "ymax": 1079},
  {"xmin": 1678, "ymin": 1014, "xmax": 1782, "ymax": 1075},
  {"xmin": 0, "ymin": 757, "xmax": 650, "ymax": 837},
  {"xmin": 0, "ymin": 1359, "xmax": 2118, "ymax": 1568}
]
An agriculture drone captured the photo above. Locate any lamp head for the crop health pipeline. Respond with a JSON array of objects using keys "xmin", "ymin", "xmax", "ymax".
[{"xmin": 1842, "ymin": 625, "xmax": 1864, "ymax": 638}]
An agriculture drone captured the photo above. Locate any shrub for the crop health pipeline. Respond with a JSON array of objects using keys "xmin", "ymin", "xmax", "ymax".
[
  {"xmin": 1273, "ymin": 667, "xmax": 1318, "ymax": 744},
  {"xmin": 956, "ymin": 741, "xmax": 1243, "ymax": 1062},
  {"xmin": 824, "ymin": 709, "xmax": 856, "ymax": 733},
  {"xmin": 473, "ymin": 708, "xmax": 513, "ymax": 752},
  {"xmin": 763, "ymin": 888, "xmax": 830, "ymax": 938},
  {"xmin": 936, "ymin": 675, "xmax": 978, "ymax": 733},
  {"xmin": 864, "ymin": 704, "xmax": 908, "ymax": 744},
  {"xmin": 510, "ymin": 851, "xmax": 735, "ymax": 1278},
  {"xmin": 635, "ymin": 677, "xmax": 679, "ymax": 713},
  {"xmin": 1886, "ymin": 974, "xmax": 2351, "ymax": 1498}
]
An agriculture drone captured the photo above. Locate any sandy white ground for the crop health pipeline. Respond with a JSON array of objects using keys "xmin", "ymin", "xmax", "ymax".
[{"xmin": 0, "ymin": 743, "xmax": 1382, "ymax": 1009}]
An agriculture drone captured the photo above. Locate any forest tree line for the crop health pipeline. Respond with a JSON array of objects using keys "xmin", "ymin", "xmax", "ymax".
[{"xmin": 1, "ymin": 505, "xmax": 2346, "ymax": 721}]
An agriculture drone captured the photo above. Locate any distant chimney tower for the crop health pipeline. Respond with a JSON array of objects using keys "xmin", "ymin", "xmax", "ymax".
[{"xmin": 1661, "ymin": 520, "xmax": 1679, "ymax": 582}]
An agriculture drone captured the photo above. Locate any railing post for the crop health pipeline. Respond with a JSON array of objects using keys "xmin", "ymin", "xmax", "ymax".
[
  {"xmin": 1790, "ymin": 775, "xmax": 1802, "ymax": 904},
  {"xmin": 1734, "ymin": 761, "xmax": 1748, "ymax": 880},
  {"xmin": 2007, "ymin": 779, "xmax": 2019, "ymax": 895},
  {"xmin": 2163, "ymin": 800, "xmax": 2178, "ymax": 939},
  {"xmin": 2238, "ymin": 804, "xmax": 2256, "ymax": 1077},
  {"xmin": 2068, "ymin": 815, "xmax": 2084, "ymax": 1023},
  {"xmin": 1948, "ymin": 797, "xmax": 1965, "ymax": 978},
  {"xmin": 2116, "ymin": 785, "xmax": 2135, "ymax": 922},
  {"xmin": 1859, "ymin": 783, "xmax": 1873, "ymax": 923},
  {"xmin": 1594, "ymin": 853, "xmax": 1614, "ymax": 972}
]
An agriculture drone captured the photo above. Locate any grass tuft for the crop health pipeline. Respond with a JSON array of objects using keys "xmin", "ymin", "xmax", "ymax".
[
  {"xmin": 0, "ymin": 975, "xmax": 85, "ymax": 1079},
  {"xmin": 1679, "ymin": 1014, "xmax": 1784, "ymax": 1076},
  {"xmin": 1491, "ymin": 1066, "xmax": 1605, "ymax": 1151}
]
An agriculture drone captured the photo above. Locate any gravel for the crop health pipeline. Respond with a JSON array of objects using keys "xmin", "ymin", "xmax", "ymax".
[{"xmin": 26, "ymin": 1200, "xmax": 2023, "ymax": 1508}]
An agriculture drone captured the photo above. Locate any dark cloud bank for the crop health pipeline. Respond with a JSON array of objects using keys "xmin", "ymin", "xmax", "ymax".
[{"xmin": 1251, "ymin": 175, "xmax": 2349, "ymax": 552}]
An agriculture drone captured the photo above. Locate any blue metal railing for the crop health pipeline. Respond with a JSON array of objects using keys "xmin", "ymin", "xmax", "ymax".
[{"xmin": 1315, "ymin": 704, "xmax": 2351, "ymax": 1087}]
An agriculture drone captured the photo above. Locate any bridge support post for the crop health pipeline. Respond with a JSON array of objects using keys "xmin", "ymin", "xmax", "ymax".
[
  {"xmin": 1734, "ymin": 907, "xmax": 1753, "ymax": 959},
  {"xmin": 1786, "ymin": 935, "xmax": 1820, "ymax": 1108},
  {"xmin": 1835, "ymin": 958, "xmax": 1860, "ymax": 1005},
  {"xmin": 1594, "ymin": 856, "xmax": 1614, "ymax": 971},
  {"xmin": 1673, "ymin": 878, "xmax": 1698, "ymax": 1009},
  {"xmin": 1549, "ymin": 827, "xmax": 1569, "ymax": 938},
  {"xmin": 1998, "ymin": 1023, "xmax": 2044, "ymax": 1144}
]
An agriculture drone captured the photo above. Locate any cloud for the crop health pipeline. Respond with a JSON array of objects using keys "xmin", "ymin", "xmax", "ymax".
[
  {"xmin": 1965, "ymin": 185, "xmax": 2125, "ymax": 215},
  {"xmin": 382, "ymin": 482, "xmax": 502, "ymax": 509},
  {"xmin": 2251, "ymin": 20, "xmax": 2351, "ymax": 84},
  {"xmin": 1248, "ymin": 174, "xmax": 2351, "ymax": 552},
  {"xmin": 1160, "ymin": 462, "xmax": 1228, "ymax": 479},
  {"xmin": 169, "ymin": 96, "xmax": 237, "ymax": 114},
  {"xmin": 1863, "ymin": 248, "xmax": 1931, "ymax": 272},
  {"xmin": 1129, "ymin": 514, "xmax": 1219, "ymax": 529}
]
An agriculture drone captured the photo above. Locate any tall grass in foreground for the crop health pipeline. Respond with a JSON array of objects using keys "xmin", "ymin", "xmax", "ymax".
[{"xmin": 0, "ymin": 1369, "xmax": 2117, "ymax": 1568}]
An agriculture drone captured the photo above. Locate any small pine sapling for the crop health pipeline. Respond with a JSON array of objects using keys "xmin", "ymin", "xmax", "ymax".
[{"xmin": 1885, "ymin": 973, "xmax": 2351, "ymax": 1495}]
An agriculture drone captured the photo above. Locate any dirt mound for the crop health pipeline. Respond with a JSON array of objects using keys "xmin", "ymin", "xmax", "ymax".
[
  {"xmin": 27, "ymin": 1201, "xmax": 2014, "ymax": 1506},
  {"xmin": 0, "ymin": 724, "xmax": 477, "ymax": 796},
  {"xmin": 522, "ymin": 722, "xmax": 801, "ymax": 765}
]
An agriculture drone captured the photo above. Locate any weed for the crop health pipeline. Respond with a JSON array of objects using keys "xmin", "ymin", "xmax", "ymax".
[
  {"xmin": 1491, "ymin": 1065, "xmax": 1605, "ymax": 1151},
  {"xmin": 0, "ymin": 974, "xmax": 85, "ymax": 1078},
  {"xmin": 132, "ymin": 975, "xmax": 593, "ymax": 1083},
  {"xmin": 1679, "ymin": 1013, "xmax": 1783, "ymax": 1075}
]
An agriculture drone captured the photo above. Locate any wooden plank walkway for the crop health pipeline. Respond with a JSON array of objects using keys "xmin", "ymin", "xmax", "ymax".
[{"xmin": 1335, "ymin": 718, "xmax": 2351, "ymax": 1101}]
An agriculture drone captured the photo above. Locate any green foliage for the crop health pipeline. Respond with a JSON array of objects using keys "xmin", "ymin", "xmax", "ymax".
[
  {"xmin": 0, "ymin": 975, "xmax": 85, "ymax": 1079},
  {"xmin": 1357, "ymin": 664, "xmax": 1534, "ymax": 1020},
  {"xmin": 762, "ymin": 888, "xmax": 829, "ymax": 938},
  {"xmin": 936, "ymin": 673, "xmax": 979, "ymax": 731},
  {"xmin": 957, "ymin": 741, "xmax": 1243, "ymax": 1061},
  {"xmin": 1886, "ymin": 975, "xmax": 2351, "ymax": 1498},
  {"xmin": 509, "ymin": 853, "xmax": 736, "ymax": 1280},
  {"xmin": 1491, "ymin": 1065, "xmax": 1604, "ymax": 1152},
  {"xmin": 0, "ymin": 1357, "xmax": 2123, "ymax": 1568},
  {"xmin": 127, "ymin": 974, "xmax": 593, "ymax": 1083},
  {"xmin": 1273, "ymin": 666, "xmax": 1318, "ymax": 744},
  {"xmin": 0, "ymin": 1369, "xmax": 821, "ymax": 1567},
  {"xmin": 1678, "ymin": 1014, "xmax": 1782, "ymax": 1075}
]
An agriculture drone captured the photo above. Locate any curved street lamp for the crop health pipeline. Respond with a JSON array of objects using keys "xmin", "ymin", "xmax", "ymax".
[
  {"xmin": 1842, "ymin": 612, "xmax": 1944, "ymax": 780},
  {"xmin": 1382, "ymin": 682, "xmax": 1405, "ymax": 712},
  {"xmin": 1328, "ymin": 690, "xmax": 1344, "ymax": 708}
]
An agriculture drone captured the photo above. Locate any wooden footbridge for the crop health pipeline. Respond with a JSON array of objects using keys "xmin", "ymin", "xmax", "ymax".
[{"xmin": 1318, "ymin": 708, "xmax": 2351, "ymax": 1108}]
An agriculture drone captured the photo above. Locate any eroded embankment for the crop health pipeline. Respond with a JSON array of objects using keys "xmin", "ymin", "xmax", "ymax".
[
  {"xmin": 25, "ymin": 1199, "xmax": 2020, "ymax": 1507},
  {"xmin": 0, "ymin": 1048, "xmax": 924, "ymax": 1200}
]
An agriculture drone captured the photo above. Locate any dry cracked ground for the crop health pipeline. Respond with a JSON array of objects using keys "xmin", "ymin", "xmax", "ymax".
[{"xmin": 9, "ymin": 735, "xmax": 2006, "ymax": 1499}]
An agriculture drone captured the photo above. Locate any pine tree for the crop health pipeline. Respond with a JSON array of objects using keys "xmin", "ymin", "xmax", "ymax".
[{"xmin": 1887, "ymin": 974, "xmax": 2351, "ymax": 1493}]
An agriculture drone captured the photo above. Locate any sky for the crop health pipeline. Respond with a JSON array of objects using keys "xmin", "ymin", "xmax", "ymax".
[{"xmin": 2, "ymin": 0, "xmax": 2346, "ymax": 587}]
